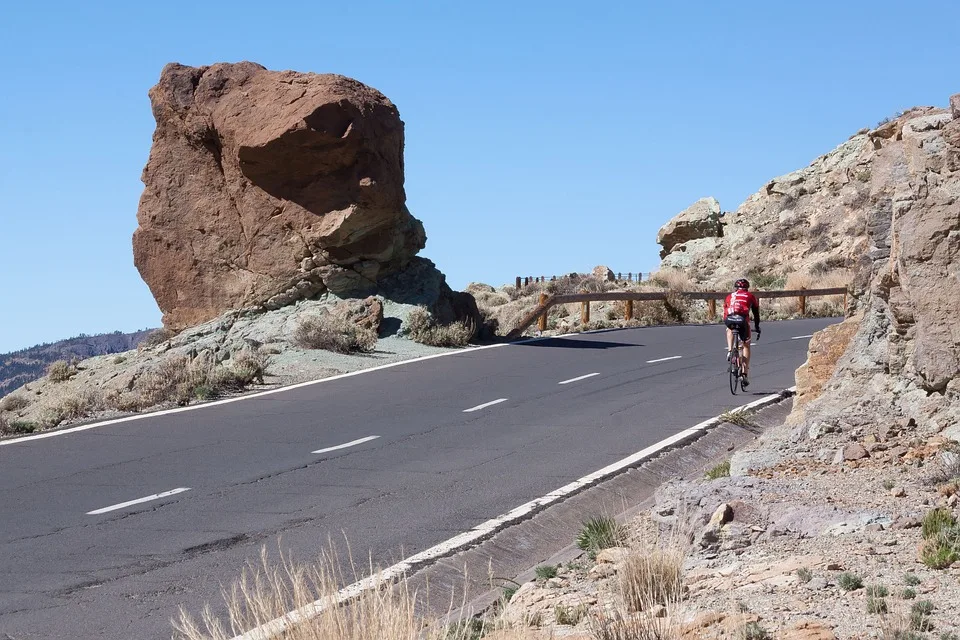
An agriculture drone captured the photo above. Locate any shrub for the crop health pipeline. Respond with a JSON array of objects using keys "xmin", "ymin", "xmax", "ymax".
[
  {"xmin": 8, "ymin": 420, "xmax": 37, "ymax": 434},
  {"xmin": 743, "ymin": 621, "xmax": 772, "ymax": 640},
  {"xmin": 554, "ymin": 603, "xmax": 588, "ymax": 626},
  {"xmin": 902, "ymin": 588, "xmax": 917, "ymax": 599},
  {"xmin": 576, "ymin": 515, "xmax": 627, "ymax": 558},
  {"xmin": 47, "ymin": 360, "xmax": 77, "ymax": 382},
  {"xmin": 796, "ymin": 567, "xmax": 813, "ymax": 583},
  {"xmin": 867, "ymin": 585, "xmax": 890, "ymax": 598},
  {"xmin": 920, "ymin": 526, "xmax": 960, "ymax": 569},
  {"xmin": 883, "ymin": 479, "xmax": 896, "ymax": 491},
  {"xmin": 404, "ymin": 307, "xmax": 475, "ymax": 347},
  {"xmin": 113, "ymin": 356, "xmax": 127, "ymax": 364},
  {"xmin": 57, "ymin": 391, "xmax": 101, "ymax": 421},
  {"xmin": 706, "ymin": 460, "xmax": 731, "ymax": 480},
  {"xmin": 232, "ymin": 348, "xmax": 271, "ymax": 385},
  {"xmin": 0, "ymin": 395, "xmax": 29, "ymax": 412},
  {"xmin": 922, "ymin": 508, "xmax": 956, "ymax": 539},
  {"xmin": 837, "ymin": 572, "xmax": 864, "ymax": 591},
  {"xmin": 905, "ymin": 573, "xmax": 922, "ymax": 586},
  {"xmin": 535, "ymin": 564, "xmax": 558, "ymax": 580},
  {"xmin": 911, "ymin": 600, "xmax": 935, "ymax": 632},
  {"xmin": 294, "ymin": 314, "xmax": 378, "ymax": 353},
  {"xmin": 868, "ymin": 597, "xmax": 889, "ymax": 614},
  {"xmin": 134, "ymin": 353, "xmax": 270, "ymax": 409},
  {"xmin": 140, "ymin": 327, "xmax": 175, "ymax": 349}
]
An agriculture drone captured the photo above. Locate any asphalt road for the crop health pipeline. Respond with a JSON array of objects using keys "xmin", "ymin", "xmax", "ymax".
[{"xmin": 0, "ymin": 318, "xmax": 836, "ymax": 639}]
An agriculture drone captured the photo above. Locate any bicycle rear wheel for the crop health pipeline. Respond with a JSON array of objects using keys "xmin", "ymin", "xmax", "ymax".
[{"xmin": 729, "ymin": 359, "xmax": 739, "ymax": 395}]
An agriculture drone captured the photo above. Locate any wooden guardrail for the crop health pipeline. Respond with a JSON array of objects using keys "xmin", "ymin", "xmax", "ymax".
[{"xmin": 505, "ymin": 287, "xmax": 849, "ymax": 340}]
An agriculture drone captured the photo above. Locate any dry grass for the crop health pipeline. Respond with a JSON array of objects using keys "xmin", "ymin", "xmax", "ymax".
[
  {"xmin": 46, "ymin": 359, "xmax": 77, "ymax": 382},
  {"xmin": 124, "ymin": 351, "xmax": 271, "ymax": 410},
  {"xmin": 758, "ymin": 270, "xmax": 850, "ymax": 318},
  {"xmin": 174, "ymin": 546, "xmax": 535, "ymax": 640},
  {"xmin": 140, "ymin": 327, "xmax": 176, "ymax": 349},
  {"xmin": 590, "ymin": 523, "xmax": 688, "ymax": 640},
  {"xmin": 0, "ymin": 394, "xmax": 29, "ymax": 412},
  {"xmin": 405, "ymin": 307, "xmax": 475, "ymax": 347},
  {"xmin": 294, "ymin": 314, "xmax": 378, "ymax": 353},
  {"xmin": 648, "ymin": 269, "xmax": 698, "ymax": 292},
  {"xmin": 56, "ymin": 390, "xmax": 102, "ymax": 422}
]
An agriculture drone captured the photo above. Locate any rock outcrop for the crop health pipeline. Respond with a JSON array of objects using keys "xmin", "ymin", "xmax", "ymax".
[
  {"xmin": 656, "ymin": 197, "xmax": 722, "ymax": 260},
  {"xmin": 134, "ymin": 62, "xmax": 443, "ymax": 330},
  {"xmin": 794, "ymin": 94, "xmax": 960, "ymax": 432}
]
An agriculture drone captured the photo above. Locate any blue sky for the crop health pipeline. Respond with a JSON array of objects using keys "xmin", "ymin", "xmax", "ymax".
[{"xmin": 1, "ymin": 0, "xmax": 958, "ymax": 352}]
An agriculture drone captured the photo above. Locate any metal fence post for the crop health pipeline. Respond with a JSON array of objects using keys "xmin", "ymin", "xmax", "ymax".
[
  {"xmin": 538, "ymin": 293, "xmax": 548, "ymax": 332},
  {"xmin": 515, "ymin": 276, "xmax": 521, "ymax": 289}
]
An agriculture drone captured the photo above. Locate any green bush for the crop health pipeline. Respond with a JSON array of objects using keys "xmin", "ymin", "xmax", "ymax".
[
  {"xmin": 576, "ymin": 515, "xmax": 627, "ymax": 558},
  {"xmin": 743, "ymin": 621, "xmax": 772, "ymax": 640},
  {"xmin": 867, "ymin": 597, "xmax": 888, "ymax": 614},
  {"xmin": 554, "ymin": 604, "xmax": 588, "ymax": 626},
  {"xmin": 535, "ymin": 564, "xmax": 558, "ymax": 580},
  {"xmin": 837, "ymin": 572, "xmax": 863, "ymax": 591},
  {"xmin": 911, "ymin": 599, "xmax": 935, "ymax": 632},
  {"xmin": 796, "ymin": 567, "xmax": 813, "ymax": 583},
  {"xmin": 867, "ymin": 585, "xmax": 889, "ymax": 598},
  {"xmin": 904, "ymin": 573, "xmax": 922, "ymax": 586},
  {"xmin": 705, "ymin": 460, "xmax": 731, "ymax": 480},
  {"xmin": 901, "ymin": 588, "xmax": 917, "ymax": 600},
  {"xmin": 922, "ymin": 508, "xmax": 956, "ymax": 539}
]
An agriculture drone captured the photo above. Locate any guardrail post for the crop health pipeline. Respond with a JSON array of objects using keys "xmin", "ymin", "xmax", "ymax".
[
  {"xmin": 844, "ymin": 290, "xmax": 848, "ymax": 316},
  {"xmin": 625, "ymin": 299, "xmax": 633, "ymax": 321},
  {"xmin": 538, "ymin": 293, "xmax": 548, "ymax": 332},
  {"xmin": 708, "ymin": 298, "xmax": 716, "ymax": 322},
  {"xmin": 581, "ymin": 300, "xmax": 590, "ymax": 325},
  {"xmin": 799, "ymin": 287, "xmax": 807, "ymax": 317}
]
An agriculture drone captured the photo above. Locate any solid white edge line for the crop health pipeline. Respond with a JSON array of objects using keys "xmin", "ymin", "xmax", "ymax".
[
  {"xmin": 228, "ymin": 386, "xmax": 797, "ymax": 640},
  {"xmin": 558, "ymin": 372, "xmax": 600, "ymax": 385},
  {"xmin": 0, "ymin": 343, "xmax": 509, "ymax": 448},
  {"xmin": 791, "ymin": 334, "xmax": 815, "ymax": 340},
  {"xmin": 86, "ymin": 487, "xmax": 191, "ymax": 515},
  {"xmin": 463, "ymin": 398, "xmax": 508, "ymax": 413},
  {"xmin": 312, "ymin": 435, "xmax": 379, "ymax": 455},
  {"xmin": 0, "ymin": 326, "xmax": 622, "ymax": 449},
  {"xmin": 646, "ymin": 355, "xmax": 682, "ymax": 364}
]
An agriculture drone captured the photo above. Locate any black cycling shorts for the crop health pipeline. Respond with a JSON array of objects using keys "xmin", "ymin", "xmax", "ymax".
[{"xmin": 724, "ymin": 314, "xmax": 751, "ymax": 342}]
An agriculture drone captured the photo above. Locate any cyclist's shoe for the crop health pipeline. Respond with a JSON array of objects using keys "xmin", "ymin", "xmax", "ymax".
[{"xmin": 741, "ymin": 375, "xmax": 750, "ymax": 389}]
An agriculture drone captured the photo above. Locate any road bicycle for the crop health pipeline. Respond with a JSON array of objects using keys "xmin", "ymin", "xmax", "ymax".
[{"xmin": 729, "ymin": 331, "xmax": 748, "ymax": 395}]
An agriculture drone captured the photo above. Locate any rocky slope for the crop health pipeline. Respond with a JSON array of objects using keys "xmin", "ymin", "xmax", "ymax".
[
  {"xmin": 0, "ymin": 330, "xmax": 152, "ymax": 398},
  {"xmin": 135, "ymin": 62, "xmax": 473, "ymax": 330}
]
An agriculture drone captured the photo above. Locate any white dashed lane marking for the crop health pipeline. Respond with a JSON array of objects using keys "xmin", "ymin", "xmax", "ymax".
[
  {"xmin": 312, "ymin": 435, "xmax": 380, "ymax": 455},
  {"xmin": 646, "ymin": 356, "xmax": 682, "ymax": 364},
  {"xmin": 558, "ymin": 373, "xmax": 600, "ymax": 385},
  {"xmin": 463, "ymin": 398, "xmax": 508, "ymax": 413},
  {"xmin": 87, "ymin": 487, "xmax": 191, "ymax": 515}
]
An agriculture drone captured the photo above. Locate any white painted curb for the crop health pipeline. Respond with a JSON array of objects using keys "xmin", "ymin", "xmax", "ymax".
[{"xmin": 228, "ymin": 386, "xmax": 797, "ymax": 640}]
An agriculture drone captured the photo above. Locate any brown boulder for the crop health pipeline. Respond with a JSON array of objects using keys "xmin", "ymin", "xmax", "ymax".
[
  {"xmin": 794, "ymin": 315, "xmax": 860, "ymax": 410},
  {"xmin": 331, "ymin": 296, "xmax": 384, "ymax": 333},
  {"xmin": 134, "ymin": 62, "xmax": 426, "ymax": 330}
]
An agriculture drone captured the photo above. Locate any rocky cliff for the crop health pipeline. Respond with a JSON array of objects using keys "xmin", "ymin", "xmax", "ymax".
[
  {"xmin": 134, "ymin": 62, "xmax": 461, "ymax": 330},
  {"xmin": 657, "ymin": 105, "xmax": 955, "ymax": 289},
  {"xmin": 792, "ymin": 94, "xmax": 960, "ymax": 431}
]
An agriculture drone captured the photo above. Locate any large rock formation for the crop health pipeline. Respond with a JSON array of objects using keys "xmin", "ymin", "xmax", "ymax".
[
  {"xmin": 791, "ymin": 93, "xmax": 960, "ymax": 431},
  {"xmin": 656, "ymin": 197, "xmax": 723, "ymax": 260},
  {"xmin": 134, "ymin": 62, "xmax": 440, "ymax": 330}
]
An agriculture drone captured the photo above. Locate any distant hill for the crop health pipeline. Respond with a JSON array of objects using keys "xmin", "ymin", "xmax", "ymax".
[{"xmin": 0, "ymin": 330, "xmax": 154, "ymax": 398}]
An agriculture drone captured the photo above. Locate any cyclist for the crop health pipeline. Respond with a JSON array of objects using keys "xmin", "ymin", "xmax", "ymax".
[{"xmin": 723, "ymin": 278, "xmax": 760, "ymax": 388}]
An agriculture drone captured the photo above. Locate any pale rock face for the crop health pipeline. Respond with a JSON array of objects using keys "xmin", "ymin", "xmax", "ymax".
[
  {"xmin": 656, "ymin": 197, "xmax": 723, "ymax": 258},
  {"xmin": 790, "ymin": 95, "xmax": 960, "ymax": 435},
  {"xmin": 134, "ymin": 62, "xmax": 429, "ymax": 330}
]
